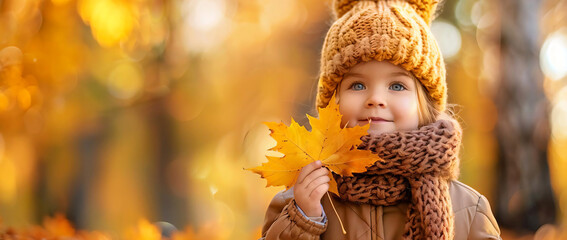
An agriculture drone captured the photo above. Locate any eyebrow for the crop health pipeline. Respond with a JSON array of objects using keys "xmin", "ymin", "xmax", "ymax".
[
  {"xmin": 390, "ymin": 72, "xmax": 412, "ymax": 77},
  {"xmin": 343, "ymin": 71, "xmax": 412, "ymax": 78},
  {"xmin": 343, "ymin": 72, "xmax": 366, "ymax": 78}
]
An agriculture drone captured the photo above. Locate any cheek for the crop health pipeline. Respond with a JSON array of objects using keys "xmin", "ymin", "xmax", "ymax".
[
  {"xmin": 338, "ymin": 96, "xmax": 358, "ymax": 127},
  {"xmin": 393, "ymin": 96, "xmax": 419, "ymax": 129},
  {"xmin": 338, "ymin": 101, "xmax": 351, "ymax": 126}
]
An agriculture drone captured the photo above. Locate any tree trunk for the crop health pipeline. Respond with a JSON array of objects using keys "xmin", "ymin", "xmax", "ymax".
[{"xmin": 495, "ymin": 0, "xmax": 556, "ymax": 232}]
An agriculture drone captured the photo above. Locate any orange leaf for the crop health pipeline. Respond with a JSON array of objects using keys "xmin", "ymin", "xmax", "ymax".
[
  {"xmin": 43, "ymin": 213, "xmax": 75, "ymax": 237},
  {"xmin": 248, "ymin": 94, "xmax": 382, "ymax": 195},
  {"xmin": 124, "ymin": 219, "xmax": 161, "ymax": 240}
]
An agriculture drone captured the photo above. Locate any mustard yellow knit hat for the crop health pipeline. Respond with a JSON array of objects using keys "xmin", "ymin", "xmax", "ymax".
[{"xmin": 316, "ymin": 0, "xmax": 447, "ymax": 112}]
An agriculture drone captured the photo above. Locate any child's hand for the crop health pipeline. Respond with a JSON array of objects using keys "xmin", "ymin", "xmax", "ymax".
[{"xmin": 293, "ymin": 160, "xmax": 330, "ymax": 217}]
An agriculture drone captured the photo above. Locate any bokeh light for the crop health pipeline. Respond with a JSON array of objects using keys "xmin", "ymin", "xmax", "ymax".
[
  {"xmin": 551, "ymin": 86, "xmax": 567, "ymax": 139},
  {"xmin": 454, "ymin": 0, "xmax": 474, "ymax": 27},
  {"xmin": 470, "ymin": 1, "xmax": 483, "ymax": 26},
  {"xmin": 186, "ymin": 0, "xmax": 226, "ymax": 32},
  {"xmin": 180, "ymin": 0, "xmax": 232, "ymax": 53},
  {"xmin": 0, "ymin": 157, "xmax": 17, "ymax": 203},
  {"xmin": 431, "ymin": 20, "xmax": 462, "ymax": 59},
  {"xmin": 78, "ymin": 0, "xmax": 135, "ymax": 47},
  {"xmin": 541, "ymin": 28, "xmax": 567, "ymax": 81},
  {"xmin": 107, "ymin": 62, "xmax": 143, "ymax": 100}
]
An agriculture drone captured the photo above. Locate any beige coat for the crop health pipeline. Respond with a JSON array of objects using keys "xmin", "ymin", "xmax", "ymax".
[{"xmin": 261, "ymin": 180, "xmax": 501, "ymax": 240}]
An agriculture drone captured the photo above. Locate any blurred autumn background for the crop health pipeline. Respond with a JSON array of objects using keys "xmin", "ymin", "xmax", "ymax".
[{"xmin": 1, "ymin": 0, "xmax": 567, "ymax": 239}]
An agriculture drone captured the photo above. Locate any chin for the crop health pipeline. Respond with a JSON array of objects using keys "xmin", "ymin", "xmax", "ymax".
[{"xmin": 366, "ymin": 127, "xmax": 395, "ymax": 136}]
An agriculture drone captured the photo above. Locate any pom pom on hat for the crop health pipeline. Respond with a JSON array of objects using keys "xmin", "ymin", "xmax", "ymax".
[
  {"xmin": 332, "ymin": 0, "xmax": 442, "ymax": 24},
  {"xmin": 316, "ymin": 0, "xmax": 447, "ymax": 112}
]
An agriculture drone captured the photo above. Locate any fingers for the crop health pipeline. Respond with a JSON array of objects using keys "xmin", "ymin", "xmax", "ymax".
[
  {"xmin": 306, "ymin": 174, "xmax": 330, "ymax": 198},
  {"xmin": 305, "ymin": 173, "xmax": 330, "ymax": 191},
  {"xmin": 296, "ymin": 160, "xmax": 322, "ymax": 185},
  {"xmin": 293, "ymin": 162, "xmax": 330, "ymax": 217},
  {"xmin": 301, "ymin": 167, "xmax": 329, "ymax": 186},
  {"xmin": 309, "ymin": 182, "xmax": 330, "ymax": 199}
]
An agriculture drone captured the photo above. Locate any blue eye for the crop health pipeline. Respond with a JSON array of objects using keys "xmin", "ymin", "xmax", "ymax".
[
  {"xmin": 350, "ymin": 82, "xmax": 365, "ymax": 90},
  {"xmin": 389, "ymin": 83, "xmax": 406, "ymax": 91}
]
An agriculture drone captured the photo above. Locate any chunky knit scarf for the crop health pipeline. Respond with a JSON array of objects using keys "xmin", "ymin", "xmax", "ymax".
[{"xmin": 334, "ymin": 119, "xmax": 462, "ymax": 240}]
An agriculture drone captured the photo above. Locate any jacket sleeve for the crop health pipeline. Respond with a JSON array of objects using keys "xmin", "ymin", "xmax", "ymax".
[
  {"xmin": 260, "ymin": 190, "xmax": 327, "ymax": 240},
  {"xmin": 467, "ymin": 195, "xmax": 502, "ymax": 240}
]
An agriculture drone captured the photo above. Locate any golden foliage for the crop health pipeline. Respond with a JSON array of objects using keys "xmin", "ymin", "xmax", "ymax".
[
  {"xmin": 171, "ymin": 223, "xmax": 224, "ymax": 240},
  {"xmin": 124, "ymin": 219, "xmax": 162, "ymax": 240},
  {"xmin": 0, "ymin": 214, "xmax": 111, "ymax": 240},
  {"xmin": 0, "ymin": 215, "xmax": 233, "ymax": 240}
]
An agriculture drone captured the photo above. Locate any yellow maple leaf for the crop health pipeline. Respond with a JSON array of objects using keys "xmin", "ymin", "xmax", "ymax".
[{"xmin": 248, "ymin": 94, "xmax": 382, "ymax": 195}]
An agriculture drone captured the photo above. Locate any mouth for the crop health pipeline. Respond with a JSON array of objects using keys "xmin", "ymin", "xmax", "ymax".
[{"xmin": 359, "ymin": 117, "xmax": 393, "ymax": 123}]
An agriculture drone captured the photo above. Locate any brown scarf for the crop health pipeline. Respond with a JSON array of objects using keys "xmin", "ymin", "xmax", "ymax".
[{"xmin": 334, "ymin": 119, "xmax": 462, "ymax": 240}]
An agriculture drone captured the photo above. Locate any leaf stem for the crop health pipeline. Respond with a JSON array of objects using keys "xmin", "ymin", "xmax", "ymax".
[{"xmin": 326, "ymin": 192, "xmax": 346, "ymax": 235}]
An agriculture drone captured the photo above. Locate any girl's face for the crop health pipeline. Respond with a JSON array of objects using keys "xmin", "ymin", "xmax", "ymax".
[{"xmin": 337, "ymin": 60, "xmax": 419, "ymax": 135}]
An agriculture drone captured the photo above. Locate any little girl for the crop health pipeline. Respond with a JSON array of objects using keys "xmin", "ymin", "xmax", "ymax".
[{"xmin": 260, "ymin": 0, "xmax": 501, "ymax": 239}]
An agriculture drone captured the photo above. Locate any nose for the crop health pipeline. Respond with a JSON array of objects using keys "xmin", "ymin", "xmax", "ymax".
[{"xmin": 366, "ymin": 91, "xmax": 386, "ymax": 108}]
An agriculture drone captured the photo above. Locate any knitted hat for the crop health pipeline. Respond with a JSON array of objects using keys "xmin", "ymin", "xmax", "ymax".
[{"xmin": 316, "ymin": 0, "xmax": 447, "ymax": 112}]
